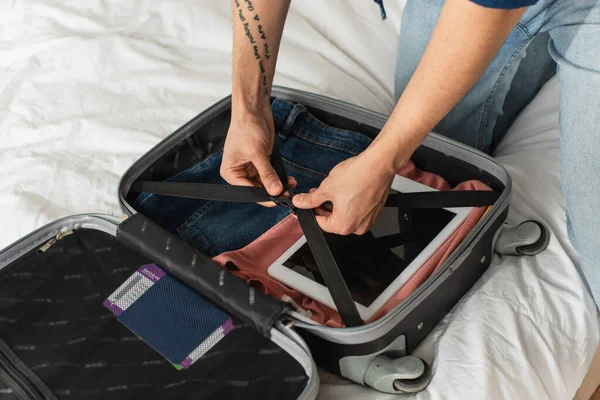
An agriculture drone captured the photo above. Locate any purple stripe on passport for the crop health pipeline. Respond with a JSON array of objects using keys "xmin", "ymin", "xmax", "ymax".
[
  {"xmin": 222, "ymin": 318, "xmax": 234, "ymax": 335},
  {"xmin": 103, "ymin": 299, "xmax": 124, "ymax": 316},
  {"xmin": 139, "ymin": 264, "xmax": 166, "ymax": 283},
  {"xmin": 180, "ymin": 357, "xmax": 193, "ymax": 369}
]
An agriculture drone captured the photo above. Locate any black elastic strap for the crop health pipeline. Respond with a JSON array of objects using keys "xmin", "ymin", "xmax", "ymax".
[
  {"xmin": 131, "ymin": 181, "xmax": 272, "ymax": 203},
  {"xmin": 270, "ymin": 140, "xmax": 289, "ymax": 188},
  {"xmin": 270, "ymin": 141, "xmax": 364, "ymax": 327},
  {"xmin": 295, "ymin": 208, "xmax": 364, "ymax": 327},
  {"xmin": 385, "ymin": 190, "xmax": 499, "ymax": 209}
]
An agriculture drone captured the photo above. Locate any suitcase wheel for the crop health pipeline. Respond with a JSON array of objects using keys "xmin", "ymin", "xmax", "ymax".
[
  {"xmin": 514, "ymin": 220, "xmax": 550, "ymax": 255},
  {"xmin": 392, "ymin": 357, "xmax": 431, "ymax": 393},
  {"xmin": 364, "ymin": 355, "xmax": 432, "ymax": 394},
  {"xmin": 494, "ymin": 220, "xmax": 550, "ymax": 256}
]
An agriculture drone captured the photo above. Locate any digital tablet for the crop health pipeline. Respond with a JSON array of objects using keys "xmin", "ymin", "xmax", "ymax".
[{"xmin": 267, "ymin": 174, "xmax": 473, "ymax": 322}]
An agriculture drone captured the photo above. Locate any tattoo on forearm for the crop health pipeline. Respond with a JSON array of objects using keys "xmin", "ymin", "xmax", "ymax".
[
  {"xmin": 241, "ymin": 22, "xmax": 255, "ymax": 44},
  {"xmin": 235, "ymin": 0, "xmax": 272, "ymax": 96},
  {"xmin": 257, "ymin": 24, "xmax": 266, "ymax": 40}
]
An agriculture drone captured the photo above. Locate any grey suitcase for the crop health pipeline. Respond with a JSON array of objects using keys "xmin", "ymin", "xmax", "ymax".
[{"xmin": 0, "ymin": 87, "xmax": 547, "ymax": 399}]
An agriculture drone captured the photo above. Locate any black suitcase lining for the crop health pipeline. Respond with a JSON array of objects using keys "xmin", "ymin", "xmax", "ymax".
[{"xmin": 0, "ymin": 229, "xmax": 308, "ymax": 400}]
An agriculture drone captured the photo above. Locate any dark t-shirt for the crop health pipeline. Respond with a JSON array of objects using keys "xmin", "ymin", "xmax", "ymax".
[{"xmin": 470, "ymin": 0, "xmax": 538, "ymax": 8}]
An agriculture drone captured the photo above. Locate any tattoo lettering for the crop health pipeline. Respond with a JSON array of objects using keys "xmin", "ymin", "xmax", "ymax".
[
  {"xmin": 243, "ymin": 22, "xmax": 255, "ymax": 44},
  {"xmin": 263, "ymin": 75, "xmax": 269, "ymax": 95},
  {"xmin": 235, "ymin": 0, "xmax": 270, "ymax": 96},
  {"xmin": 258, "ymin": 25, "xmax": 266, "ymax": 40}
]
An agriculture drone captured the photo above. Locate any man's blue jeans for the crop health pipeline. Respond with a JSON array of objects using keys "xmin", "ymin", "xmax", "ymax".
[
  {"xmin": 395, "ymin": 0, "xmax": 600, "ymax": 307},
  {"xmin": 135, "ymin": 99, "xmax": 371, "ymax": 257}
]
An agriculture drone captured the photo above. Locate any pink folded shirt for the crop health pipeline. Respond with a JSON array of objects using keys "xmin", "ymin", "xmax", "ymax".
[{"xmin": 213, "ymin": 160, "xmax": 491, "ymax": 327}]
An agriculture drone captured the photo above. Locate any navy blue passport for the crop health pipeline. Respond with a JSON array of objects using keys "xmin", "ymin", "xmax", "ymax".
[{"xmin": 104, "ymin": 264, "xmax": 234, "ymax": 369}]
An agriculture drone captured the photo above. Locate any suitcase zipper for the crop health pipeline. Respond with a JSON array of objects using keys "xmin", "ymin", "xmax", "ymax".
[
  {"xmin": 0, "ymin": 339, "xmax": 49, "ymax": 400},
  {"xmin": 37, "ymin": 230, "xmax": 74, "ymax": 254}
]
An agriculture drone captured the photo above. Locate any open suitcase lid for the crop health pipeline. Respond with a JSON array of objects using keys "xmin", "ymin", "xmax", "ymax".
[
  {"xmin": 0, "ymin": 214, "xmax": 320, "ymax": 400},
  {"xmin": 0, "ymin": 87, "xmax": 514, "ymax": 399}
]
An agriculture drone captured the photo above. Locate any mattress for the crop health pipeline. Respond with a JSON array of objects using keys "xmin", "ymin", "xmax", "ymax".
[{"xmin": 0, "ymin": 1, "xmax": 597, "ymax": 399}]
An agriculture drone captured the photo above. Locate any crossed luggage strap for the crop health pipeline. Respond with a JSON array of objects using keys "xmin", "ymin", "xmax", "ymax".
[{"xmin": 131, "ymin": 143, "xmax": 499, "ymax": 327}]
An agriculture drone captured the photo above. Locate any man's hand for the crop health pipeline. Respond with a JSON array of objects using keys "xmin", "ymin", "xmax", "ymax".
[
  {"xmin": 221, "ymin": 105, "xmax": 282, "ymax": 193},
  {"xmin": 221, "ymin": 106, "xmax": 296, "ymax": 205},
  {"xmin": 292, "ymin": 146, "xmax": 400, "ymax": 235}
]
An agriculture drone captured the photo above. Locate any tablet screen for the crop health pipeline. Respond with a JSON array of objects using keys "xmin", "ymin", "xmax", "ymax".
[{"xmin": 281, "ymin": 190, "xmax": 457, "ymax": 307}]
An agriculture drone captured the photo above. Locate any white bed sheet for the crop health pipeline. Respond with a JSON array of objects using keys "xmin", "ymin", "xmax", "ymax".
[{"xmin": 0, "ymin": 1, "xmax": 597, "ymax": 399}]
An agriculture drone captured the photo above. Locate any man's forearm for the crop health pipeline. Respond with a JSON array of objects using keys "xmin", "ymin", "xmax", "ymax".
[
  {"xmin": 231, "ymin": 0, "xmax": 290, "ymax": 114},
  {"xmin": 371, "ymin": 0, "xmax": 527, "ymax": 171}
]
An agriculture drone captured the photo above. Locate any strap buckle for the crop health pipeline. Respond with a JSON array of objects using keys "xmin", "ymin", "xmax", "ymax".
[{"xmin": 269, "ymin": 195, "xmax": 297, "ymax": 215}]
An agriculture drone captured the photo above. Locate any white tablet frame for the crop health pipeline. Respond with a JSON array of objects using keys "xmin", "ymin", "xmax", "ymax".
[{"xmin": 268, "ymin": 174, "xmax": 473, "ymax": 322}]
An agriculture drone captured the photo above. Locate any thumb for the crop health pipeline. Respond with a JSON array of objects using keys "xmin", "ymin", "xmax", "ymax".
[
  {"xmin": 293, "ymin": 189, "xmax": 328, "ymax": 209},
  {"xmin": 253, "ymin": 157, "xmax": 283, "ymax": 195}
]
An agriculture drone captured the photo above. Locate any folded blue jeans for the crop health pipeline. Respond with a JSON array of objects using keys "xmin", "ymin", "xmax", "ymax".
[{"xmin": 135, "ymin": 99, "xmax": 372, "ymax": 257}]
